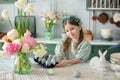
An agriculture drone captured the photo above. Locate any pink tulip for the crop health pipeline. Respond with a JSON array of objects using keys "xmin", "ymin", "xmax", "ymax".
[
  {"xmin": 20, "ymin": 36, "xmax": 37, "ymax": 48},
  {"xmin": 24, "ymin": 29, "xmax": 31, "ymax": 37}
]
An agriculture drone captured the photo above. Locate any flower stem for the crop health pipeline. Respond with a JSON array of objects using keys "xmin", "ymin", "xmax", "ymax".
[{"xmin": 8, "ymin": 17, "xmax": 14, "ymax": 29}]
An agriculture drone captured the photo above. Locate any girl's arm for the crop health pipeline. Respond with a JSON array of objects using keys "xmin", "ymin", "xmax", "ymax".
[{"xmin": 55, "ymin": 58, "xmax": 80, "ymax": 67}]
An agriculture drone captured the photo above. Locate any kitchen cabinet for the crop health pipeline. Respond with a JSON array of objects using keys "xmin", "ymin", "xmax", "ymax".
[
  {"xmin": 42, "ymin": 39, "xmax": 120, "ymax": 61},
  {"xmin": 89, "ymin": 45, "xmax": 120, "ymax": 61},
  {"xmin": 0, "ymin": 41, "xmax": 3, "ymax": 50},
  {"xmin": 0, "ymin": 0, "xmax": 17, "ymax": 3},
  {"xmin": 44, "ymin": 43, "xmax": 56, "ymax": 55},
  {"xmin": 36, "ymin": 38, "xmax": 61, "ymax": 55},
  {"xmin": 0, "ymin": 38, "xmax": 120, "ymax": 61},
  {"xmin": 90, "ymin": 40, "xmax": 120, "ymax": 61},
  {"xmin": 44, "ymin": 43, "xmax": 120, "ymax": 61}
]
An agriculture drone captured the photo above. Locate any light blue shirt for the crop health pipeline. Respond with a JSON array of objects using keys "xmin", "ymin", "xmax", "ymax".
[{"xmin": 55, "ymin": 39, "xmax": 91, "ymax": 62}]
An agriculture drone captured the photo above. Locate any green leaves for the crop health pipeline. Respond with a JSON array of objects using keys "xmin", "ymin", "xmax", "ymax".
[{"xmin": 15, "ymin": 9, "xmax": 30, "ymax": 38}]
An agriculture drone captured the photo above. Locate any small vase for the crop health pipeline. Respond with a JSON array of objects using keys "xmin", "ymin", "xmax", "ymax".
[
  {"xmin": 45, "ymin": 32, "xmax": 54, "ymax": 40},
  {"xmin": 13, "ymin": 52, "xmax": 31, "ymax": 74}
]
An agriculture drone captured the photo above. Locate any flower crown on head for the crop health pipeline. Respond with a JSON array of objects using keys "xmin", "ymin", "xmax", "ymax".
[{"xmin": 61, "ymin": 15, "xmax": 82, "ymax": 27}]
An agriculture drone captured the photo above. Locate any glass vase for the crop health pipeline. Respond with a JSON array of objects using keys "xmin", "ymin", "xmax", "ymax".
[
  {"xmin": 45, "ymin": 32, "xmax": 54, "ymax": 40},
  {"xmin": 13, "ymin": 52, "xmax": 31, "ymax": 74}
]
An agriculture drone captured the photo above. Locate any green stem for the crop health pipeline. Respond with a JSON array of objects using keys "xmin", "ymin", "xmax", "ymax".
[
  {"xmin": 8, "ymin": 17, "xmax": 14, "ymax": 29},
  {"xmin": 17, "ymin": 9, "xmax": 23, "ymax": 38},
  {"xmin": 15, "ymin": 51, "xmax": 31, "ymax": 74}
]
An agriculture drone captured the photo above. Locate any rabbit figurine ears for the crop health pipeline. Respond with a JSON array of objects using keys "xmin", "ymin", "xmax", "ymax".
[
  {"xmin": 98, "ymin": 50, "xmax": 107, "ymax": 63},
  {"xmin": 98, "ymin": 50, "xmax": 107, "ymax": 58}
]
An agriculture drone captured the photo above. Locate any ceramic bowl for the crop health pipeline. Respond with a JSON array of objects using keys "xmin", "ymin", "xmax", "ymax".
[
  {"xmin": 101, "ymin": 28, "xmax": 113, "ymax": 38},
  {"xmin": 110, "ymin": 63, "xmax": 120, "ymax": 71},
  {"xmin": 110, "ymin": 53, "xmax": 120, "ymax": 64}
]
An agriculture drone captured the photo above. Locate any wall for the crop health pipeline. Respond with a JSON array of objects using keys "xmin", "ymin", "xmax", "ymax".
[{"xmin": 0, "ymin": 0, "xmax": 120, "ymax": 40}]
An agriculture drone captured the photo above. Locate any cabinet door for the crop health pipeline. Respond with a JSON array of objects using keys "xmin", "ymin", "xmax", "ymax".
[
  {"xmin": 89, "ymin": 45, "xmax": 109, "ymax": 60},
  {"xmin": 0, "ymin": 0, "xmax": 17, "ymax": 3},
  {"xmin": 45, "ymin": 44, "xmax": 56, "ymax": 55},
  {"xmin": 107, "ymin": 46, "xmax": 120, "ymax": 61},
  {"xmin": 89, "ymin": 45, "xmax": 120, "ymax": 61},
  {"xmin": 0, "ymin": 42, "xmax": 3, "ymax": 50}
]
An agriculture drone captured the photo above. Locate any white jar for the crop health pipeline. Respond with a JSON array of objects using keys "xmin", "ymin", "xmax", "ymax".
[{"xmin": 101, "ymin": 28, "xmax": 113, "ymax": 38}]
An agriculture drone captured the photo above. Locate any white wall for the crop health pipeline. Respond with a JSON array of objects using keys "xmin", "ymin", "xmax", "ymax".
[{"xmin": 0, "ymin": 0, "xmax": 120, "ymax": 40}]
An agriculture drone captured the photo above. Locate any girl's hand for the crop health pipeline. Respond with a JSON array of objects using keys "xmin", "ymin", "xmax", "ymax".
[{"xmin": 55, "ymin": 60, "xmax": 67, "ymax": 67}]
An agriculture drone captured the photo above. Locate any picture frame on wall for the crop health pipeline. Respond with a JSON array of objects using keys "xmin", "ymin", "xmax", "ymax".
[{"xmin": 0, "ymin": 0, "xmax": 17, "ymax": 3}]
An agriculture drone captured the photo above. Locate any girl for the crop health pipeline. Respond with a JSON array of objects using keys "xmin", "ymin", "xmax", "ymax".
[{"xmin": 55, "ymin": 15, "xmax": 91, "ymax": 67}]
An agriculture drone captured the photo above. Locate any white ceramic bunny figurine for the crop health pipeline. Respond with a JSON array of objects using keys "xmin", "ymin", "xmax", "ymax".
[{"xmin": 89, "ymin": 50, "xmax": 108, "ymax": 71}]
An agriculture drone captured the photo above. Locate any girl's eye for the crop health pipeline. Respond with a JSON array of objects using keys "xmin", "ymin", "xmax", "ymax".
[
  {"xmin": 70, "ymin": 28, "xmax": 74, "ymax": 31},
  {"xmin": 65, "ymin": 28, "xmax": 74, "ymax": 32},
  {"xmin": 65, "ymin": 30, "xmax": 69, "ymax": 32}
]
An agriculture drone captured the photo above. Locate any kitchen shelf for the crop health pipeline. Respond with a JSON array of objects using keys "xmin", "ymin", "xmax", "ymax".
[
  {"xmin": 86, "ymin": 0, "xmax": 120, "ymax": 11},
  {"xmin": 87, "ymin": 8, "xmax": 120, "ymax": 11}
]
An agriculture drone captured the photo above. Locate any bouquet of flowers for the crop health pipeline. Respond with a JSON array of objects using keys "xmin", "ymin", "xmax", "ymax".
[
  {"xmin": 40, "ymin": 11, "xmax": 62, "ymax": 32},
  {"xmin": 0, "ymin": 0, "xmax": 47, "ymax": 74}
]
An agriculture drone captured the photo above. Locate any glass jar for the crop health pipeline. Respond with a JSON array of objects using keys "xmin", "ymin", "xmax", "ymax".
[{"xmin": 13, "ymin": 52, "xmax": 31, "ymax": 74}]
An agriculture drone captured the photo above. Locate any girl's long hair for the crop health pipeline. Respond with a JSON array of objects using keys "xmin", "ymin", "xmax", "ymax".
[{"xmin": 62, "ymin": 20, "xmax": 84, "ymax": 56}]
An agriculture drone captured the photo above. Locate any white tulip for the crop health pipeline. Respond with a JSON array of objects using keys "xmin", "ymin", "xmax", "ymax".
[
  {"xmin": 47, "ymin": 11, "xmax": 56, "ymax": 19},
  {"xmin": 1, "ymin": 9, "xmax": 9, "ymax": 18},
  {"xmin": 33, "ymin": 44, "xmax": 47, "ymax": 57},
  {"xmin": 34, "ymin": 49, "xmax": 47, "ymax": 57},
  {"xmin": 39, "ymin": 44, "xmax": 47, "ymax": 50},
  {"xmin": 24, "ymin": 3, "xmax": 34, "ymax": 13},
  {"xmin": 21, "ymin": 43, "xmax": 30, "ymax": 53},
  {"xmin": 18, "ymin": 0, "xmax": 27, "ymax": 5},
  {"xmin": 15, "ymin": 1, "xmax": 23, "ymax": 9},
  {"xmin": 15, "ymin": 0, "xmax": 27, "ymax": 9},
  {"xmin": 7, "ymin": 29, "xmax": 18, "ymax": 41}
]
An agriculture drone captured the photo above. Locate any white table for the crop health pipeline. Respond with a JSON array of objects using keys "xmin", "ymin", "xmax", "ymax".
[{"xmin": 0, "ymin": 57, "xmax": 117, "ymax": 80}]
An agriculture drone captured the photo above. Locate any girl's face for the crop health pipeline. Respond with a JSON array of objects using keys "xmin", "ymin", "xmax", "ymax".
[{"xmin": 64, "ymin": 23, "xmax": 81, "ymax": 42}]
